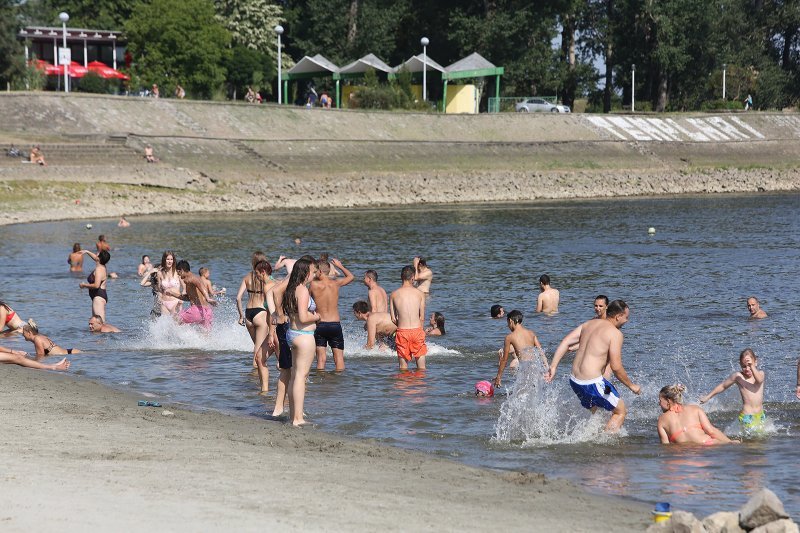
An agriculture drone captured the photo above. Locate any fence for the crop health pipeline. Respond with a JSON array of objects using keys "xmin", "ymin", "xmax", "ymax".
[{"xmin": 488, "ymin": 96, "xmax": 557, "ymax": 113}]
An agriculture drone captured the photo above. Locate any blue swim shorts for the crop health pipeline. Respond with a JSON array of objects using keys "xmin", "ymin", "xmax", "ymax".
[{"xmin": 569, "ymin": 375, "xmax": 620, "ymax": 412}]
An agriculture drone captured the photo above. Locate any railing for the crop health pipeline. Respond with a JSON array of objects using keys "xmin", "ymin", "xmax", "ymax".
[{"xmin": 488, "ymin": 96, "xmax": 557, "ymax": 113}]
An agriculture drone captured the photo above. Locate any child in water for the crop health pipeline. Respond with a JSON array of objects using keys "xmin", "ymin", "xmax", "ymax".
[
  {"xmin": 657, "ymin": 384, "xmax": 732, "ymax": 445},
  {"xmin": 493, "ymin": 310, "xmax": 546, "ymax": 388},
  {"xmin": 700, "ymin": 348, "xmax": 766, "ymax": 435}
]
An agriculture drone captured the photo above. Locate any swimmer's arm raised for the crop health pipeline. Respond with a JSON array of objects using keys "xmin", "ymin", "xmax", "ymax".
[
  {"xmin": 332, "ymin": 259, "xmax": 354, "ymax": 287},
  {"xmin": 699, "ymin": 373, "xmax": 738, "ymax": 403},
  {"xmin": 608, "ymin": 335, "xmax": 640, "ymax": 394},
  {"xmin": 750, "ymin": 364, "xmax": 765, "ymax": 385},
  {"xmin": 545, "ymin": 325, "xmax": 582, "ymax": 382},
  {"xmin": 79, "ymin": 250, "xmax": 99, "ymax": 262}
]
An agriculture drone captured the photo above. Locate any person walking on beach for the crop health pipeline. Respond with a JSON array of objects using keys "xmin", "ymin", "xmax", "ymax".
[
  {"xmin": 282, "ymin": 258, "xmax": 321, "ymax": 426},
  {"xmin": 746, "ymin": 297, "xmax": 767, "ymax": 319},
  {"xmin": 1, "ymin": 345, "xmax": 70, "ymax": 371},
  {"xmin": 310, "ymin": 258, "xmax": 354, "ymax": 371},
  {"xmin": 700, "ymin": 348, "xmax": 766, "ymax": 435},
  {"xmin": 79, "ymin": 249, "xmax": 110, "ymax": 322},
  {"xmin": 89, "ymin": 314, "xmax": 120, "ymax": 333},
  {"xmin": 364, "ymin": 270, "xmax": 388, "ymax": 313},
  {"xmin": 494, "ymin": 310, "xmax": 545, "ymax": 388},
  {"xmin": 352, "ymin": 300, "xmax": 397, "ymax": 350},
  {"xmin": 657, "ymin": 384, "xmax": 732, "ymax": 445},
  {"xmin": 390, "ymin": 265, "xmax": 428, "ymax": 370},
  {"xmin": 535, "ymin": 274, "xmax": 560, "ymax": 314},
  {"xmin": 545, "ymin": 299, "xmax": 641, "ymax": 433},
  {"xmin": 236, "ymin": 253, "xmax": 276, "ymax": 393},
  {"xmin": 413, "ymin": 257, "xmax": 433, "ymax": 295},
  {"xmin": 167, "ymin": 260, "xmax": 217, "ymax": 331},
  {"xmin": 68, "ymin": 243, "xmax": 84, "ymax": 272}
]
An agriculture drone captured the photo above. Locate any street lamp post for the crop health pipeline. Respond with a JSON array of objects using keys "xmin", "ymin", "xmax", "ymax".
[
  {"xmin": 420, "ymin": 37, "xmax": 429, "ymax": 102},
  {"xmin": 722, "ymin": 63, "xmax": 727, "ymax": 101},
  {"xmin": 274, "ymin": 25, "xmax": 284, "ymax": 104},
  {"xmin": 631, "ymin": 63, "xmax": 636, "ymax": 113},
  {"xmin": 59, "ymin": 12, "xmax": 69, "ymax": 93}
]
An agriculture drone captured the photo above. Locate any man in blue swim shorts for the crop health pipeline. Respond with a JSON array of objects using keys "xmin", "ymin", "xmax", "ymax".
[{"xmin": 545, "ymin": 299, "xmax": 641, "ymax": 432}]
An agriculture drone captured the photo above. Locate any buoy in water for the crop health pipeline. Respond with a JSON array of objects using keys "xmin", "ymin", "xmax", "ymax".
[
  {"xmin": 86, "ymin": 223, "xmax": 93, "ymax": 229},
  {"xmin": 648, "ymin": 227, "xmax": 656, "ymax": 235}
]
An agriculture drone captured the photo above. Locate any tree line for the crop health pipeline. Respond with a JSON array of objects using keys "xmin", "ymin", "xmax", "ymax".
[{"xmin": 1, "ymin": 0, "xmax": 798, "ymax": 111}]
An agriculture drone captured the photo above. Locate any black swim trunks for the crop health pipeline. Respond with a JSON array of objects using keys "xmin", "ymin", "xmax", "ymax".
[
  {"xmin": 314, "ymin": 321, "xmax": 345, "ymax": 350},
  {"xmin": 276, "ymin": 322, "xmax": 292, "ymax": 369}
]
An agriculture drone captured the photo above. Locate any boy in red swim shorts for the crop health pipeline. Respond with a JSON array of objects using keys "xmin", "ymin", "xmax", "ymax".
[{"xmin": 390, "ymin": 265, "xmax": 427, "ymax": 370}]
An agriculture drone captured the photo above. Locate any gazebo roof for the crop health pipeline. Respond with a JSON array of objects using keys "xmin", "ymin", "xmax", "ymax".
[
  {"xmin": 394, "ymin": 53, "xmax": 446, "ymax": 74},
  {"xmin": 286, "ymin": 54, "xmax": 339, "ymax": 80},
  {"xmin": 444, "ymin": 52, "xmax": 503, "ymax": 80},
  {"xmin": 18, "ymin": 26, "xmax": 123, "ymax": 43},
  {"xmin": 337, "ymin": 53, "xmax": 393, "ymax": 75}
]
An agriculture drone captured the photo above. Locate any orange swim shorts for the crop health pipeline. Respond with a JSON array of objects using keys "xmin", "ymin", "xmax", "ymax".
[{"xmin": 395, "ymin": 327, "xmax": 427, "ymax": 361}]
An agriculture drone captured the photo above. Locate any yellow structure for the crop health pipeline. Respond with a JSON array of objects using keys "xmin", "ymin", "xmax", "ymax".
[{"xmin": 445, "ymin": 84, "xmax": 477, "ymax": 114}]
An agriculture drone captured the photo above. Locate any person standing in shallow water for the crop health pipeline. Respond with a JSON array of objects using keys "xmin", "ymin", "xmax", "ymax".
[
  {"xmin": 390, "ymin": 265, "xmax": 428, "ymax": 370},
  {"xmin": 79, "ymin": 249, "xmax": 110, "ymax": 322},
  {"xmin": 494, "ymin": 310, "xmax": 545, "ymax": 389},
  {"xmin": 535, "ymin": 274, "xmax": 559, "ymax": 314},
  {"xmin": 236, "ymin": 252, "xmax": 276, "ymax": 393},
  {"xmin": 68, "ymin": 243, "xmax": 84, "ymax": 272},
  {"xmin": 310, "ymin": 257, "xmax": 354, "ymax": 371},
  {"xmin": 746, "ymin": 296, "xmax": 767, "ymax": 319}
]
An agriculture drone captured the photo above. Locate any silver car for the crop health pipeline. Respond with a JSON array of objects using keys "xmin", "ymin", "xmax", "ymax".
[{"xmin": 515, "ymin": 98, "xmax": 570, "ymax": 113}]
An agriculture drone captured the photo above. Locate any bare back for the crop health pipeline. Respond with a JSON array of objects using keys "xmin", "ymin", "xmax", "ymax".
[
  {"xmin": 184, "ymin": 274, "xmax": 212, "ymax": 307},
  {"xmin": 572, "ymin": 318, "xmax": 621, "ymax": 380},
  {"xmin": 390, "ymin": 285, "xmax": 426, "ymax": 329},
  {"xmin": 368, "ymin": 285, "xmax": 388, "ymax": 314},
  {"xmin": 310, "ymin": 277, "xmax": 342, "ymax": 322},
  {"xmin": 537, "ymin": 287, "xmax": 560, "ymax": 314}
]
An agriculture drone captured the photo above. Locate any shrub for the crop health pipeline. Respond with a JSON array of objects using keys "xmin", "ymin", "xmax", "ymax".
[{"xmin": 77, "ymin": 72, "xmax": 112, "ymax": 94}]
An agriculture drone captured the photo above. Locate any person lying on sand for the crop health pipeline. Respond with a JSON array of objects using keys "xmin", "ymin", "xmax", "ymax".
[{"xmin": 1, "ymin": 345, "xmax": 69, "ymax": 371}]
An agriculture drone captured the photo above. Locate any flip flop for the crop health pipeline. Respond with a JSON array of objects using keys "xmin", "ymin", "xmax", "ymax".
[{"xmin": 137, "ymin": 400, "xmax": 162, "ymax": 407}]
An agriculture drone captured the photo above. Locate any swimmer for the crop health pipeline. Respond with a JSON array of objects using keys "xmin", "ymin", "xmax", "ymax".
[
  {"xmin": 413, "ymin": 256, "xmax": 433, "ymax": 294},
  {"xmin": 282, "ymin": 258, "xmax": 322, "ymax": 426},
  {"xmin": 746, "ymin": 296, "xmax": 768, "ymax": 319},
  {"xmin": 78, "ymin": 250, "xmax": 110, "ymax": 323},
  {"xmin": 117, "ymin": 216, "xmax": 130, "ymax": 228},
  {"xmin": 309, "ymin": 257, "xmax": 354, "ymax": 371},
  {"xmin": 700, "ymin": 348, "xmax": 766, "ymax": 435},
  {"xmin": 274, "ymin": 255, "xmax": 297, "ymax": 277},
  {"xmin": 96, "ymin": 234, "xmax": 111, "ymax": 253},
  {"xmin": 352, "ymin": 300, "xmax": 397, "ymax": 350},
  {"xmin": 168, "ymin": 260, "xmax": 217, "ymax": 331},
  {"xmin": 236, "ymin": 252, "xmax": 277, "ymax": 393},
  {"xmin": 475, "ymin": 381, "xmax": 494, "ymax": 397},
  {"xmin": 494, "ymin": 310, "xmax": 545, "ymax": 388},
  {"xmin": 364, "ymin": 269, "xmax": 388, "ymax": 313},
  {"xmin": 535, "ymin": 274, "xmax": 559, "ymax": 314},
  {"xmin": 425, "ymin": 312, "xmax": 446, "ymax": 336},
  {"xmin": 88, "ymin": 314, "xmax": 121, "ymax": 333},
  {"xmin": 137, "ymin": 255, "xmax": 151, "ymax": 277},
  {"xmin": 0, "ymin": 301, "xmax": 27, "ymax": 333},
  {"xmin": 199, "ymin": 267, "xmax": 225, "ymax": 296},
  {"xmin": 22, "ymin": 324, "xmax": 82, "ymax": 358},
  {"xmin": 546, "ymin": 300, "xmax": 641, "ymax": 433},
  {"xmin": 390, "ymin": 265, "xmax": 427, "ymax": 370},
  {"xmin": 1, "ymin": 345, "xmax": 69, "ymax": 371},
  {"xmin": 657, "ymin": 384, "xmax": 733, "ymax": 445},
  {"xmin": 490, "ymin": 305, "xmax": 505, "ymax": 319},
  {"xmin": 68, "ymin": 243, "xmax": 84, "ymax": 272}
]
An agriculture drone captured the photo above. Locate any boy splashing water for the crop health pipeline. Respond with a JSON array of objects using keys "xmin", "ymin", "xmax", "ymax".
[{"xmin": 700, "ymin": 348, "xmax": 766, "ymax": 436}]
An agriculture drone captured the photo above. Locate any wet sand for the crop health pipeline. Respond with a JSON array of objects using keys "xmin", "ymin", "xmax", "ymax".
[{"xmin": 0, "ymin": 364, "xmax": 650, "ymax": 531}]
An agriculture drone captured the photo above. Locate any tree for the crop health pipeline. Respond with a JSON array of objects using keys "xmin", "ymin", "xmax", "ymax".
[
  {"xmin": 214, "ymin": 0, "xmax": 283, "ymax": 59},
  {"xmin": 0, "ymin": 0, "xmax": 25, "ymax": 88},
  {"xmin": 125, "ymin": 0, "xmax": 231, "ymax": 99},
  {"xmin": 37, "ymin": 0, "xmax": 145, "ymax": 30},
  {"xmin": 225, "ymin": 44, "xmax": 274, "ymax": 98}
]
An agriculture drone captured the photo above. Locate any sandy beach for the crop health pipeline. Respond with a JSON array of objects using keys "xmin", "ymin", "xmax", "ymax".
[{"xmin": 0, "ymin": 364, "xmax": 649, "ymax": 531}]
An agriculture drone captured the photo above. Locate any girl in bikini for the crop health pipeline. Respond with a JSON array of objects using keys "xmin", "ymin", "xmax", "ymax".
[
  {"xmin": 79, "ymin": 250, "xmax": 110, "ymax": 322},
  {"xmin": 657, "ymin": 384, "xmax": 733, "ymax": 445},
  {"xmin": 21, "ymin": 324, "xmax": 82, "ymax": 359},
  {"xmin": 157, "ymin": 251, "xmax": 183, "ymax": 317},
  {"xmin": 0, "ymin": 301, "xmax": 26, "ymax": 333},
  {"xmin": 282, "ymin": 258, "xmax": 321, "ymax": 426},
  {"xmin": 236, "ymin": 252, "xmax": 277, "ymax": 393}
]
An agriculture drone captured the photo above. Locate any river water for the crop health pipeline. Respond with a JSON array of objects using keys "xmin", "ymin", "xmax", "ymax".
[{"xmin": 1, "ymin": 193, "xmax": 798, "ymax": 517}]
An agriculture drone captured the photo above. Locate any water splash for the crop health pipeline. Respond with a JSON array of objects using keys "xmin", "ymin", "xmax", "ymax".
[{"xmin": 122, "ymin": 307, "xmax": 253, "ymax": 352}]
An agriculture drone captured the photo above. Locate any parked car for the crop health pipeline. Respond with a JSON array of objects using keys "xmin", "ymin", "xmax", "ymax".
[{"xmin": 515, "ymin": 98, "xmax": 570, "ymax": 113}]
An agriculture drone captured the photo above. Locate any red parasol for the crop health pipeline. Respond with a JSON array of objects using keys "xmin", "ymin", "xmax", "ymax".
[
  {"xmin": 46, "ymin": 61, "xmax": 89, "ymax": 78},
  {"xmin": 30, "ymin": 59, "xmax": 60, "ymax": 76},
  {"xmin": 87, "ymin": 61, "xmax": 130, "ymax": 80}
]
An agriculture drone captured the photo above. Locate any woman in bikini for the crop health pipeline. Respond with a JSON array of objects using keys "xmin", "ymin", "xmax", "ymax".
[
  {"xmin": 0, "ymin": 301, "xmax": 26, "ymax": 333},
  {"xmin": 236, "ymin": 252, "xmax": 277, "ymax": 393},
  {"xmin": 282, "ymin": 258, "xmax": 320, "ymax": 426},
  {"xmin": 21, "ymin": 324, "xmax": 81, "ymax": 359},
  {"xmin": 79, "ymin": 250, "xmax": 110, "ymax": 322},
  {"xmin": 157, "ymin": 251, "xmax": 183, "ymax": 317},
  {"xmin": 68, "ymin": 243, "xmax": 84, "ymax": 272},
  {"xmin": 657, "ymin": 384, "xmax": 733, "ymax": 445}
]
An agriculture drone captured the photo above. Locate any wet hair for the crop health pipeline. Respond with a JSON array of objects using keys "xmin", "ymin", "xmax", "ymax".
[
  {"xmin": 98, "ymin": 234, "xmax": 106, "ymax": 242},
  {"xmin": 353, "ymin": 300, "xmax": 370, "ymax": 315},
  {"xmin": 98, "ymin": 250, "xmax": 111, "ymax": 265},
  {"xmin": 507, "ymin": 309, "xmax": 523, "ymax": 325},
  {"xmin": 160, "ymin": 251, "xmax": 176, "ymax": 273},
  {"xmin": 73, "ymin": 243, "xmax": 81, "ymax": 253},
  {"xmin": 365, "ymin": 270, "xmax": 378, "ymax": 282},
  {"xmin": 198, "ymin": 267, "xmax": 209, "ymax": 276},
  {"xmin": 417, "ymin": 257, "xmax": 427, "ymax": 267},
  {"xmin": 739, "ymin": 348, "xmax": 757, "ymax": 363},
  {"xmin": 22, "ymin": 323, "xmax": 39, "ymax": 335},
  {"xmin": 659, "ymin": 384, "xmax": 686, "ymax": 404},
  {"xmin": 539, "ymin": 274, "xmax": 551, "ymax": 285},
  {"xmin": 91, "ymin": 314, "xmax": 104, "ymax": 324},
  {"xmin": 595, "ymin": 295, "xmax": 609, "ymax": 305},
  {"xmin": 432, "ymin": 312, "xmax": 446, "ymax": 334},
  {"xmin": 282, "ymin": 258, "xmax": 313, "ymax": 317},
  {"xmin": 490, "ymin": 304, "xmax": 503, "ymax": 318},
  {"xmin": 299, "ymin": 254, "xmax": 316, "ymax": 263},
  {"xmin": 176, "ymin": 260, "xmax": 190, "ymax": 272},
  {"xmin": 141, "ymin": 255, "xmax": 149, "ymax": 263},
  {"xmin": 606, "ymin": 299, "xmax": 628, "ymax": 318},
  {"xmin": 401, "ymin": 265, "xmax": 415, "ymax": 282},
  {"xmin": 251, "ymin": 251, "xmax": 267, "ymax": 269}
]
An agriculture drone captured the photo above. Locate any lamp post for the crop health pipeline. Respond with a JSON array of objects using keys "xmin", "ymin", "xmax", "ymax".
[
  {"xmin": 722, "ymin": 63, "xmax": 727, "ymax": 101},
  {"xmin": 631, "ymin": 63, "xmax": 636, "ymax": 113},
  {"xmin": 420, "ymin": 36, "xmax": 429, "ymax": 102},
  {"xmin": 274, "ymin": 25, "xmax": 284, "ymax": 105},
  {"xmin": 59, "ymin": 12, "xmax": 69, "ymax": 93}
]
